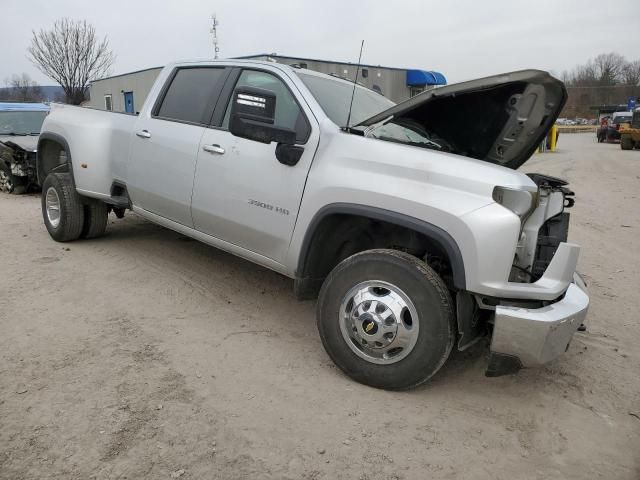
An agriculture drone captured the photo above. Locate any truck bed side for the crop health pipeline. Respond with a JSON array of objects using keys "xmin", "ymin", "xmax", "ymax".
[{"xmin": 39, "ymin": 104, "xmax": 137, "ymax": 199}]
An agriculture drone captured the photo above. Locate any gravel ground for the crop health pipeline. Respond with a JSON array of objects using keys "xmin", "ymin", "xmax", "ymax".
[{"xmin": 1, "ymin": 133, "xmax": 639, "ymax": 479}]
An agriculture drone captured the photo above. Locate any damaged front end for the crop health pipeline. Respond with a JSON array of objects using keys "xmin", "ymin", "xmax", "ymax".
[
  {"xmin": 0, "ymin": 102, "xmax": 49, "ymax": 194},
  {"xmin": 487, "ymin": 174, "xmax": 589, "ymax": 376},
  {"xmin": 0, "ymin": 139, "xmax": 38, "ymax": 194}
]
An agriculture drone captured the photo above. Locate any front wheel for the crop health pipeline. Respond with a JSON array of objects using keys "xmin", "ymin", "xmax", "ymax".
[
  {"xmin": 317, "ymin": 249, "xmax": 455, "ymax": 390},
  {"xmin": 41, "ymin": 172, "xmax": 85, "ymax": 242},
  {"xmin": 621, "ymin": 136, "xmax": 633, "ymax": 150}
]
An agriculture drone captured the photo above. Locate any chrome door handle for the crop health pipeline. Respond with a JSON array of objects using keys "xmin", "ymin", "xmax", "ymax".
[
  {"xmin": 202, "ymin": 144, "xmax": 225, "ymax": 155},
  {"xmin": 136, "ymin": 130, "xmax": 151, "ymax": 139}
]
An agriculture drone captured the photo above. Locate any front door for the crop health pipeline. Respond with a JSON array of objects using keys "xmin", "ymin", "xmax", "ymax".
[
  {"xmin": 126, "ymin": 67, "xmax": 228, "ymax": 226},
  {"xmin": 191, "ymin": 68, "xmax": 319, "ymax": 264},
  {"xmin": 123, "ymin": 91, "xmax": 134, "ymax": 113}
]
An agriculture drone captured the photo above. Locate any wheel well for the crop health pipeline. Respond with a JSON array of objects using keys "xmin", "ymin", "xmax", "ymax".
[
  {"xmin": 294, "ymin": 209, "xmax": 465, "ymax": 299},
  {"xmin": 37, "ymin": 138, "xmax": 70, "ymax": 185}
]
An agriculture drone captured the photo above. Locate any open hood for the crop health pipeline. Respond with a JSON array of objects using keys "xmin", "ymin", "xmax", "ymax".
[
  {"xmin": 0, "ymin": 135, "xmax": 38, "ymax": 152},
  {"xmin": 356, "ymin": 70, "xmax": 567, "ymax": 170}
]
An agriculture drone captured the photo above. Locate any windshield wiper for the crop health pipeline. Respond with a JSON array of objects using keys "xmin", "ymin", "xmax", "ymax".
[
  {"xmin": 2, "ymin": 132, "xmax": 27, "ymax": 136},
  {"xmin": 29, "ymin": 132, "xmax": 40, "ymax": 135}
]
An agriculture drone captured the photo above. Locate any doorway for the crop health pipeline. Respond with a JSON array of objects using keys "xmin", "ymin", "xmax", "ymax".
[{"xmin": 123, "ymin": 91, "xmax": 135, "ymax": 113}]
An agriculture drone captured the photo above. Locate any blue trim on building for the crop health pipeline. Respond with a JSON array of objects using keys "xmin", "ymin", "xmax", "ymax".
[{"xmin": 406, "ymin": 70, "xmax": 447, "ymax": 86}]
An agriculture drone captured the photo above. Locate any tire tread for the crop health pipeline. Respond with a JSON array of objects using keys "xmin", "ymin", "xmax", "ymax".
[
  {"xmin": 317, "ymin": 249, "xmax": 455, "ymax": 390},
  {"xmin": 41, "ymin": 172, "xmax": 84, "ymax": 242}
]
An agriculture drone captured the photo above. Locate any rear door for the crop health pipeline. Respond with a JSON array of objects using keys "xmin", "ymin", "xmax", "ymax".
[
  {"xmin": 190, "ymin": 67, "xmax": 319, "ymax": 263},
  {"xmin": 127, "ymin": 67, "xmax": 229, "ymax": 226}
]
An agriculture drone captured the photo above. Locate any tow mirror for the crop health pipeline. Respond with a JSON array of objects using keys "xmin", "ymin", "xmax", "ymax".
[{"xmin": 229, "ymin": 86, "xmax": 296, "ymax": 145}]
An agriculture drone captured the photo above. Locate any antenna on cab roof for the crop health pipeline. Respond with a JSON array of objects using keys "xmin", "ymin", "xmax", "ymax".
[{"xmin": 345, "ymin": 40, "xmax": 364, "ymax": 130}]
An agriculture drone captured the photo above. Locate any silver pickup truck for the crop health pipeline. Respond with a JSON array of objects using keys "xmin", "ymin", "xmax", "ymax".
[{"xmin": 37, "ymin": 60, "xmax": 589, "ymax": 390}]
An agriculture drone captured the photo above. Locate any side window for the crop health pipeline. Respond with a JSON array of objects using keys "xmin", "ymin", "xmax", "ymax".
[
  {"xmin": 222, "ymin": 70, "xmax": 310, "ymax": 143},
  {"xmin": 155, "ymin": 67, "xmax": 226, "ymax": 124}
]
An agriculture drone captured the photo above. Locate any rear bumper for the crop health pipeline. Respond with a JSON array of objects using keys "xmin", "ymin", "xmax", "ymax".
[
  {"xmin": 487, "ymin": 274, "xmax": 589, "ymax": 376},
  {"xmin": 607, "ymin": 128, "xmax": 621, "ymax": 140}
]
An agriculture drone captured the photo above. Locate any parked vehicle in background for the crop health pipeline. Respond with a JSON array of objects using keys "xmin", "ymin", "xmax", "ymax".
[
  {"xmin": 35, "ymin": 61, "xmax": 588, "ymax": 389},
  {"xmin": 620, "ymin": 108, "xmax": 640, "ymax": 150},
  {"xmin": 603, "ymin": 111, "xmax": 633, "ymax": 143},
  {"xmin": 0, "ymin": 102, "xmax": 49, "ymax": 193}
]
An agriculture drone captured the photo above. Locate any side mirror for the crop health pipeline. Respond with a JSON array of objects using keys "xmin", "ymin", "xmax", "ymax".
[{"xmin": 229, "ymin": 86, "xmax": 296, "ymax": 145}]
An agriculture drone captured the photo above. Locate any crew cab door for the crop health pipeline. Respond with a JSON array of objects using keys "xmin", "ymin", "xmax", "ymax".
[
  {"xmin": 191, "ymin": 67, "xmax": 319, "ymax": 264},
  {"xmin": 127, "ymin": 67, "xmax": 229, "ymax": 226}
]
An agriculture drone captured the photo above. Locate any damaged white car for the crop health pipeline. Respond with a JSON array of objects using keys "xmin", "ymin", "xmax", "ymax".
[{"xmin": 0, "ymin": 102, "xmax": 49, "ymax": 194}]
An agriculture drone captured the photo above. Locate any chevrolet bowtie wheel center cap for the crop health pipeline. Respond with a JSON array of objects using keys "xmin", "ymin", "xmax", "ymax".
[{"xmin": 339, "ymin": 281, "xmax": 420, "ymax": 365}]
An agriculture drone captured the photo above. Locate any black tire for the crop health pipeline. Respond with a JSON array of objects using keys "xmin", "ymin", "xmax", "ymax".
[
  {"xmin": 317, "ymin": 249, "xmax": 455, "ymax": 390},
  {"xmin": 621, "ymin": 136, "xmax": 633, "ymax": 150},
  {"xmin": 81, "ymin": 198, "xmax": 109, "ymax": 239},
  {"xmin": 41, "ymin": 172, "xmax": 85, "ymax": 242}
]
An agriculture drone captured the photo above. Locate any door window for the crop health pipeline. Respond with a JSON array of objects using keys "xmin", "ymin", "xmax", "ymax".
[
  {"xmin": 155, "ymin": 67, "xmax": 227, "ymax": 125},
  {"xmin": 222, "ymin": 69, "xmax": 310, "ymax": 143}
]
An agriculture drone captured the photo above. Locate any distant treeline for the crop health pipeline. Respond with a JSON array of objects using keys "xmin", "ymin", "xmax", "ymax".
[{"xmin": 560, "ymin": 53, "xmax": 640, "ymax": 118}]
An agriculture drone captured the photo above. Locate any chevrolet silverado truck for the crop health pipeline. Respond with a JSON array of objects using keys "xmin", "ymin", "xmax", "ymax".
[
  {"xmin": 0, "ymin": 102, "xmax": 49, "ymax": 193},
  {"xmin": 36, "ymin": 60, "xmax": 589, "ymax": 390}
]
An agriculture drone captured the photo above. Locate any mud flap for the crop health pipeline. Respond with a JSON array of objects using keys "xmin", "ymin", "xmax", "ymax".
[{"xmin": 456, "ymin": 292, "xmax": 484, "ymax": 351}]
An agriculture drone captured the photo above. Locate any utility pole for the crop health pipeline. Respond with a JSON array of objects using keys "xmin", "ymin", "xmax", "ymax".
[{"xmin": 210, "ymin": 14, "xmax": 220, "ymax": 59}]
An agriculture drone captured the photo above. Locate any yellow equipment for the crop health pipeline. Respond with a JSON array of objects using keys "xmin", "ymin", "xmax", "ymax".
[{"xmin": 620, "ymin": 108, "xmax": 640, "ymax": 150}]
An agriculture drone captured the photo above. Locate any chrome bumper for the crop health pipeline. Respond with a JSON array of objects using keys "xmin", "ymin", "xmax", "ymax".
[{"xmin": 487, "ymin": 274, "xmax": 589, "ymax": 376}]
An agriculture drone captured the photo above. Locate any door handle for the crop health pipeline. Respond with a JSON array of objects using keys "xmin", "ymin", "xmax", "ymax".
[
  {"xmin": 202, "ymin": 144, "xmax": 225, "ymax": 155},
  {"xmin": 136, "ymin": 130, "xmax": 151, "ymax": 139}
]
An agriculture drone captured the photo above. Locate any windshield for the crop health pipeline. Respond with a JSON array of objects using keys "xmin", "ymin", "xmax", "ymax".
[
  {"xmin": 296, "ymin": 71, "xmax": 395, "ymax": 127},
  {"xmin": 0, "ymin": 111, "xmax": 48, "ymax": 135},
  {"xmin": 613, "ymin": 115, "xmax": 632, "ymax": 124},
  {"xmin": 366, "ymin": 118, "xmax": 453, "ymax": 153}
]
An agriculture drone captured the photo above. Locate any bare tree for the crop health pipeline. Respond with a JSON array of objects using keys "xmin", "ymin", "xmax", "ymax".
[
  {"xmin": 5, "ymin": 73, "xmax": 43, "ymax": 102},
  {"xmin": 622, "ymin": 60, "xmax": 640, "ymax": 86},
  {"xmin": 28, "ymin": 18, "xmax": 115, "ymax": 105},
  {"xmin": 592, "ymin": 52, "xmax": 627, "ymax": 85}
]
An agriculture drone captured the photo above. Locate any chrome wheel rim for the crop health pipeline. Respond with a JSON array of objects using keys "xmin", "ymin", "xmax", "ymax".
[
  {"xmin": 0, "ymin": 169, "xmax": 12, "ymax": 192},
  {"xmin": 339, "ymin": 280, "xmax": 419, "ymax": 365},
  {"xmin": 45, "ymin": 187, "xmax": 61, "ymax": 228}
]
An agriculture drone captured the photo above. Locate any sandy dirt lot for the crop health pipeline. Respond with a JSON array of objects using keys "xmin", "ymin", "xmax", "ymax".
[{"xmin": 1, "ymin": 133, "xmax": 639, "ymax": 479}]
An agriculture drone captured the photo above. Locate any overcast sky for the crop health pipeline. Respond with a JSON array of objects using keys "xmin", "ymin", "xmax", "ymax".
[{"xmin": 2, "ymin": 0, "xmax": 639, "ymax": 86}]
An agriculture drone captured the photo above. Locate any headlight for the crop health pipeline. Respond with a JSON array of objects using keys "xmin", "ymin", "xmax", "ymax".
[{"xmin": 492, "ymin": 186, "xmax": 537, "ymax": 219}]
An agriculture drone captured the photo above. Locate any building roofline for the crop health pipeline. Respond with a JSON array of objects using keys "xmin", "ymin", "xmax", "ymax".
[
  {"xmin": 89, "ymin": 54, "xmax": 445, "ymax": 83},
  {"xmin": 233, "ymin": 53, "xmax": 426, "ymax": 72},
  {"xmin": 91, "ymin": 66, "xmax": 163, "ymax": 84}
]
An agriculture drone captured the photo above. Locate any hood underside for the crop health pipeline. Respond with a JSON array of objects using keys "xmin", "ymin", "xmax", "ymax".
[
  {"xmin": 0, "ymin": 135, "xmax": 38, "ymax": 152},
  {"xmin": 357, "ymin": 70, "xmax": 567, "ymax": 170}
]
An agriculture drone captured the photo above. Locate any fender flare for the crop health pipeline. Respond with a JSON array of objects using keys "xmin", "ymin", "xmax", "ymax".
[
  {"xmin": 297, "ymin": 203, "xmax": 466, "ymax": 290},
  {"xmin": 37, "ymin": 132, "xmax": 73, "ymax": 185}
]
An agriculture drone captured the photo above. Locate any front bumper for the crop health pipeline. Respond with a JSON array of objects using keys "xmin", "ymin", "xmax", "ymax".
[{"xmin": 487, "ymin": 274, "xmax": 589, "ymax": 376}]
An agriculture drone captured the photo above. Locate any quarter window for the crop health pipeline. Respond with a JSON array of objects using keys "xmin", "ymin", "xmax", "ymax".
[
  {"xmin": 156, "ymin": 67, "xmax": 226, "ymax": 124},
  {"xmin": 222, "ymin": 70, "xmax": 310, "ymax": 143}
]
